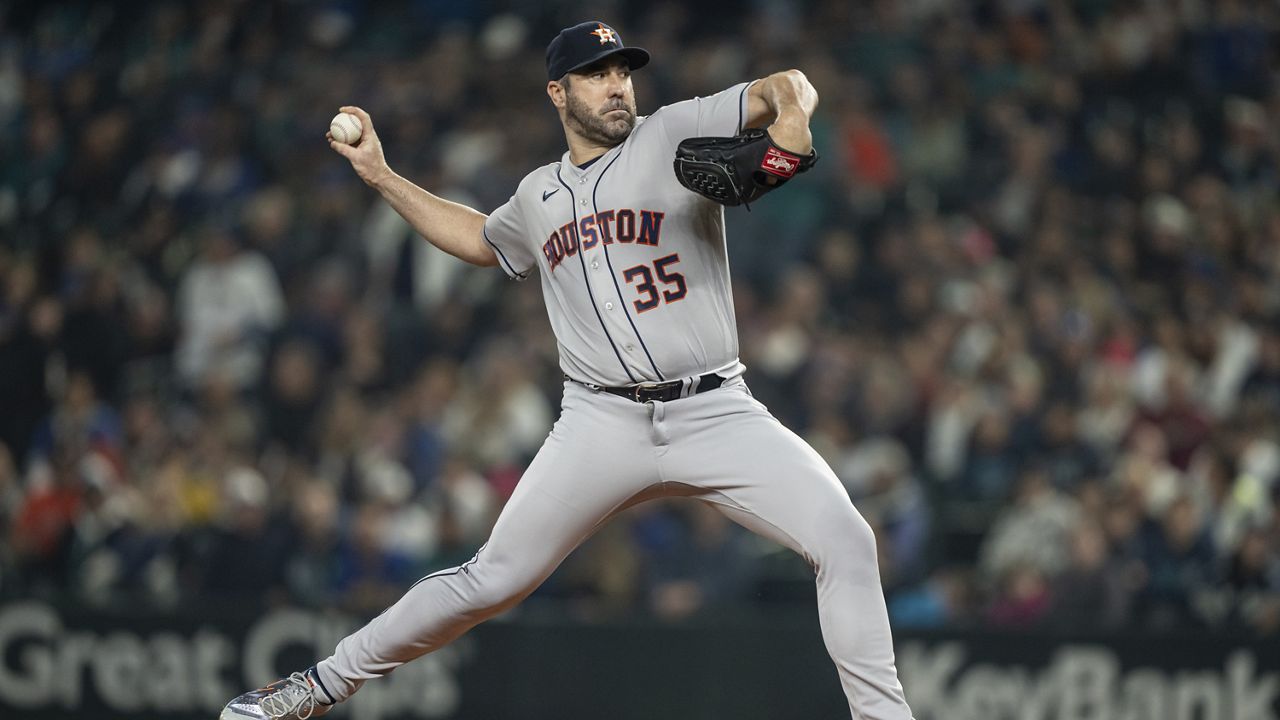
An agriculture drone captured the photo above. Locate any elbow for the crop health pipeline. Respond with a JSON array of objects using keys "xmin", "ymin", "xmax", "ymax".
[
  {"xmin": 757, "ymin": 69, "xmax": 819, "ymax": 121},
  {"xmin": 780, "ymin": 68, "xmax": 808, "ymax": 84},
  {"xmin": 782, "ymin": 68, "xmax": 818, "ymax": 105},
  {"xmin": 772, "ymin": 68, "xmax": 809, "ymax": 89}
]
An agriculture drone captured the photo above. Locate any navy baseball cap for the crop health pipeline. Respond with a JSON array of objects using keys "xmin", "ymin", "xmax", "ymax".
[{"xmin": 546, "ymin": 21, "xmax": 650, "ymax": 81}]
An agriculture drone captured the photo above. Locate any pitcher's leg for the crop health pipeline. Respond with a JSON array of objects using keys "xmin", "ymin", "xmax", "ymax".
[
  {"xmin": 316, "ymin": 384, "xmax": 659, "ymax": 703},
  {"xmin": 709, "ymin": 498, "xmax": 909, "ymax": 720},
  {"xmin": 662, "ymin": 384, "xmax": 913, "ymax": 720}
]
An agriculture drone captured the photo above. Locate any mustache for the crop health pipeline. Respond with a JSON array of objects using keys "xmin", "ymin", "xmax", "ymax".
[{"xmin": 601, "ymin": 102, "xmax": 631, "ymax": 115}]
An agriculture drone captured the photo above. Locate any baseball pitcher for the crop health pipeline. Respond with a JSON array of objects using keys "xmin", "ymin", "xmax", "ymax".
[{"xmin": 221, "ymin": 20, "xmax": 914, "ymax": 720}]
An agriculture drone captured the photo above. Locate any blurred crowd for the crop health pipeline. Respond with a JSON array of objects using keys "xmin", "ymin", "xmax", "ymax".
[{"xmin": 1, "ymin": 0, "xmax": 1278, "ymax": 635}]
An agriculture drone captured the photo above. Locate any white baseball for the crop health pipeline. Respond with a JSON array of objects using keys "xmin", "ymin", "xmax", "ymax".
[{"xmin": 330, "ymin": 112, "xmax": 362, "ymax": 145}]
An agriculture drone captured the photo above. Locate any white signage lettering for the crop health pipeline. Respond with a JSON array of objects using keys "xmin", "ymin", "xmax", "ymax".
[
  {"xmin": 898, "ymin": 642, "xmax": 1280, "ymax": 720},
  {"xmin": 0, "ymin": 603, "xmax": 463, "ymax": 718}
]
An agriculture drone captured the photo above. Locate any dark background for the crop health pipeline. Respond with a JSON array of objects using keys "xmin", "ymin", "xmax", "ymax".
[{"xmin": 0, "ymin": 1, "xmax": 1278, "ymax": 715}]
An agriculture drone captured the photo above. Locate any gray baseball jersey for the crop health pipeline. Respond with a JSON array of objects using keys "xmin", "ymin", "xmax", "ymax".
[
  {"xmin": 482, "ymin": 82, "xmax": 751, "ymax": 386},
  {"xmin": 311, "ymin": 82, "xmax": 915, "ymax": 720}
]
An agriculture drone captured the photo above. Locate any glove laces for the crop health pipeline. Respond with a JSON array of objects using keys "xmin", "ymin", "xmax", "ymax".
[{"xmin": 260, "ymin": 672, "xmax": 318, "ymax": 719}]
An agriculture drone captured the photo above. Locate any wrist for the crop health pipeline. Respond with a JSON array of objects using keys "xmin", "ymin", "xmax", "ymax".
[
  {"xmin": 772, "ymin": 108, "xmax": 809, "ymax": 128},
  {"xmin": 767, "ymin": 114, "xmax": 812, "ymax": 154},
  {"xmin": 369, "ymin": 166, "xmax": 397, "ymax": 191}
]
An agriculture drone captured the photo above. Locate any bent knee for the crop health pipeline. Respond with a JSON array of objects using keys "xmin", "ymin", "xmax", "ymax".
[
  {"xmin": 807, "ymin": 505, "xmax": 877, "ymax": 569},
  {"xmin": 410, "ymin": 565, "xmax": 536, "ymax": 620},
  {"xmin": 466, "ymin": 578, "xmax": 533, "ymax": 616}
]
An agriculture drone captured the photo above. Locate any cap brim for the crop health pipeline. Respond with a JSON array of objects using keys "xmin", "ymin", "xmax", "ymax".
[{"xmin": 564, "ymin": 46, "xmax": 650, "ymax": 76}]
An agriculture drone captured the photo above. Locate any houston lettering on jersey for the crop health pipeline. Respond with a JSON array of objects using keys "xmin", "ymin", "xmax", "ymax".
[{"xmin": 542, "ymin": 209, "xmax": 665, "ymax": 272}]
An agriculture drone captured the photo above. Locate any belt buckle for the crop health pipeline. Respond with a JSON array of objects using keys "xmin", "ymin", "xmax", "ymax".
[{"xmin": 633, "ymin": 381, "xmax": 676, "ymax": 403}]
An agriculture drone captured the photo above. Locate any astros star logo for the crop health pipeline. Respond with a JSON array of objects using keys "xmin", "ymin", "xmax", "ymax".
[{"xmin": 590, "ymin": 24, "xmax": 617, "ymax": 45}]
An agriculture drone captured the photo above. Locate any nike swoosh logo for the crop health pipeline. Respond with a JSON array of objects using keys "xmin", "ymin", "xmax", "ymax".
[{"xmin": 542, "ymin": 189, "xmax": 559, "ymax": 202}]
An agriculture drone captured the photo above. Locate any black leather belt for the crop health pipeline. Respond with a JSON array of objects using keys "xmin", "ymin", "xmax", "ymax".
[{"xmin": 573, "ymin": 373, "xmax": 726, "ymax": 403}]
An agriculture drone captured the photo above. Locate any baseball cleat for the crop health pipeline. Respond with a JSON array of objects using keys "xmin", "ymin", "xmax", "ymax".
[{"xmin": 219, "ymin": 667, "xmax": 334, "ymax": 720}]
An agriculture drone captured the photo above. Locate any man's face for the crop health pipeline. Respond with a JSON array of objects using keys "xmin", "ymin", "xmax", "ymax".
[{"xmin": 560, "ymin": 57, "xmax": 636, "ymax": 146}]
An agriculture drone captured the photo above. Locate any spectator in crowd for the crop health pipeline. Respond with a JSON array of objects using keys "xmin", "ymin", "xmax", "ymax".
[
  {"xmin": 196, "ymin": 466, "xmax": 292, "ymax": 600},
  {"xmin": 175, "ymin": 225, "xmax": 285, "ymax": 393},
  {"xmin": 1135, "ymin": 494, "xmax": 1217, "ymax": 629},
  {"xmin": 839, "ymin": 437, "xmax": 930, "ymax": 589},
  {"xmin": 1048, "ymin": 516, "xmax": 1139, "ymax": 630},
  {"xmin": 888, "ymin": 566, "xmax": 976, "ymax": 629}
]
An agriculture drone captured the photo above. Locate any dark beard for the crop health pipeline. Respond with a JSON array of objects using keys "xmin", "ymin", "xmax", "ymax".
[{"xmin": 565, "ymin": 89, "xmax": 635, "ymax": 147}]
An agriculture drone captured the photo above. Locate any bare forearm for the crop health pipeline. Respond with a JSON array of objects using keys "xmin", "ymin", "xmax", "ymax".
[
  {"xmin": 327, "ymin": 105, "xmax": 496, "ymax": 267},
  {"xmin": 757, "ymin": 70, "xmax": 819, "ymax": 153},
  {"xmin": 372, "ymin": 172, "xmax": 496, "ymax": 267}
]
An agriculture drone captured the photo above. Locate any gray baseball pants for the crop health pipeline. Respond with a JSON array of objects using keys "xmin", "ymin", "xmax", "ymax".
[{"xmin": 315, "ymin": 378, "xmax": 913, "ymax": 719}]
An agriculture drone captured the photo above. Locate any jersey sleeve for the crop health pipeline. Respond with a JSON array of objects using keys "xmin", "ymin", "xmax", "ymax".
[
  {"xmin": 654, "ymin": 81, "xmax": 756, "ymax": 145},
  {"xmin": 482, "ymin": 195, "xmax": 535, "ymax": 280}
]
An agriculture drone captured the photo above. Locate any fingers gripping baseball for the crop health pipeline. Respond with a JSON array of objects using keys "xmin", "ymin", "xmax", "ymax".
[{"xmin": 328, "ymin": 105, "xmax": 391, "ymax": 187}]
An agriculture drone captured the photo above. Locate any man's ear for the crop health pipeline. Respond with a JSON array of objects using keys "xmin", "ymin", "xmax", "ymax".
[{"xmin": 547, "ymin": 80, "xmax": 566, "ymax": 109}]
